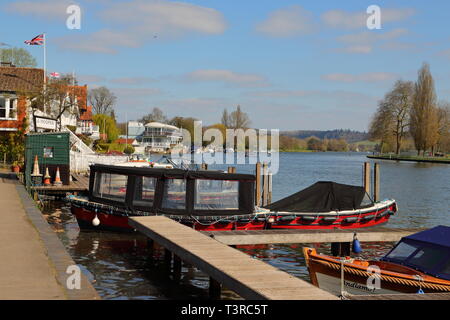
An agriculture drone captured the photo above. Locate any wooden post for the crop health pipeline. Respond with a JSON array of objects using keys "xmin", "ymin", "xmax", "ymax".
[
  {"xmin": 232, "ymin": 167, "xmax": 236, "ymax": 174},
  {"xmin": 227, "ymin": 167, "xmax": 233, "ymax": 173},
  {"xmin": 147, "ymin": 239, "xmax": 154, "ymax": 260},
  {"xmin": 173, "ymin": 255, "xmax": 182, "ymax": 282},
  {"xmin": 268, "ymin": 171, "xmax": 272, "ymax": 205},
  {"xmin": 363, "ymin": 162, "xmax": 370, "ymax": 196},
  {"xmin": 373, "ymin": 163, "xmax": 380, "ymax": 202},
  {"xmin": 262, "ymin": 163, "xmax": 269, "ymax": 206},
  {"xmin": 331, "ymin": 242, "xmax": 351, "ymax": 257},
  {"xmin": 255, "ymin": 162, "xmax": 261, "ymax": 207},
  {"xmin": 209, "ymin": 277, "xmax": 222, "ymax": 299},
  {"xmin": 164, "ymin": 248, "xmax": 172, "ymax": 273}
]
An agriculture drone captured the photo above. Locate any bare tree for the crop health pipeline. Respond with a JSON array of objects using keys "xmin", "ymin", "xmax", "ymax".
[
  {"xmin": 410, "ymin": 63, "xmax": 439, "ymax": 155},
  {"xmin": 221, "ymin": 109, "xmax": 230, "ymax": 128},
  {"xmin": 229, "ymin": 105, "xmax": 250, "ymax": 129},
  {"xmin": 88, "ymin": 86, "xmax": 116, "ymax": 115},
  {"xmin": 437, "ymin": 101, "xmax": 450, "ymax": 153},
  {"xmin": 139, "ymin": 107, "xmax": 167, "ymax": 124}
]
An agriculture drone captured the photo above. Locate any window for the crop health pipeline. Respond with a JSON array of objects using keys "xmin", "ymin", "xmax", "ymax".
[
  {"xmin": 8, "ymin": 99, "xmax": 17, "ymax": 119},
  {"xmin": 0, "ymin": 97, "xmax": 6, "ymax": 118},
  {"xmin": 408, "ymin": 246, "xmax": 446, "ymax": 270},
  {"xmin": 133, "ymin": 176, "xmax": 157, "ymax": 208},
  {"xmin": 162, "ymin": 179, "xmax": 186, "ymax": 210},
  {"xmin": 43, "ymin": 147, "xmax": 54, "ymax": 158},
  {"xmin": 385, "ymin": 241, "xmax": 419, "ymax": 261},
  {"xmin": 93, "ymin": 173, "xmax": 128, "ymax": 202},
  {"xmin": 194, "ymin": 179, "xmax": 239, "ymax": 210}
]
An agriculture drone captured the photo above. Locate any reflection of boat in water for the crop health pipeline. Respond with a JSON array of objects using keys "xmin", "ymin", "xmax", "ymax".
[
  {"xmin": 303, "ymin": 226, "xmax": 450, "ymax": 296},
  {"xmin": 68, "ymin": 164, "xmax": 396, "ymax": 232}
]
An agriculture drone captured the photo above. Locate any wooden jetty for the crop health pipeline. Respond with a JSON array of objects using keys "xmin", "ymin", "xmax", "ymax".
[
  {"xmin": 202, "ymin": 227, "xmax": 422, "ymax": 246},
  {"xmin": 347, "ymin": 293, "xmax": 450, "ymax": 300},
  {"xmin": 129, "ymin": 216, "xmax": 338, "ymax": 300},
  {"xmin": 30, "ymin": 173, "xmax": 89, "ymax": 194}
]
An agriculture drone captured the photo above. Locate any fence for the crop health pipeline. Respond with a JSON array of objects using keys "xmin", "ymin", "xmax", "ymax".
[{"xmin": 70, "ymin": 151, "xmax": 128, "ymax": 173}]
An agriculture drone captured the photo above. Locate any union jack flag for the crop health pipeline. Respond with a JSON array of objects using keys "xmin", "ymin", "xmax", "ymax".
[{"xmin": 24, "ymin": 34, "xmax": 44, "ymax": 45}]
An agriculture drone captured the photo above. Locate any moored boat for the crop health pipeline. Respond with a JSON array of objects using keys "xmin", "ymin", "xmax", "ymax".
[
  {"xmin": 68, "ymin": 164, "xmax": 396, "ymax": 232},
  {"xmin": 303, "ymin": 226, "xmax": 450, "ymax": 296}
]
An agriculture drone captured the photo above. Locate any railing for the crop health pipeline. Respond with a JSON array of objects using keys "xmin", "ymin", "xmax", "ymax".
[
  {"xmin": 70, "ymin": 151, "xmax": 129, "ymax": 173},
  {"xmin": 61, "ymin": 126, "xmax": 95, "ymax": 155}
]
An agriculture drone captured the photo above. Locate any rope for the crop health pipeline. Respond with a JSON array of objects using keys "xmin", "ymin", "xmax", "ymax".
[{"xmin": 313, "ymin": 258, "xmax": 450, "ymax": 292}]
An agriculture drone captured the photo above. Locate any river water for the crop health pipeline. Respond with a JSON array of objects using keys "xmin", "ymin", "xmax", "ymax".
[{"xmin": 42, "ymin": 152, "xmax": 450, "ymax": 299}]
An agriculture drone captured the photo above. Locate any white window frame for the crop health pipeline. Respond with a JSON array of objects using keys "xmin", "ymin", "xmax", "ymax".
[{"xmin": 0, "ymin": 96, "xmax": 18, "ymax": 120}]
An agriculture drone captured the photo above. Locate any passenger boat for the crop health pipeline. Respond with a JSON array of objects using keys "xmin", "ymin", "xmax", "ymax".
[
  {"xmin": 68, "ymin": 164, "xmax": 396, "ymax": 232},
  {"xmin": 303, "ymin": 226, "xmax": 450, "ymax": 296}
]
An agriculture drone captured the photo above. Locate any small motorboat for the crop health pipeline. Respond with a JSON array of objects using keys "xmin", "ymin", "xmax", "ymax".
[
  {"xmin": 68, "ymin": 164, "xmax": 396, "ymax": 232},
  {"xmin": 303, "ymin": 226, "xmax": 450, "ymax": 296}
]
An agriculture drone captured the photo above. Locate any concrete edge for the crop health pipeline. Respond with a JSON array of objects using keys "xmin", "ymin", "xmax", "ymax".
[{"xmin": 16, "ymin": 184, "xmax": 101, "ymax": 300}]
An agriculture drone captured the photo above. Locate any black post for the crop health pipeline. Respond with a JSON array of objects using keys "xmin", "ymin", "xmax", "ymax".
[
  {"xmin": 331, "ymin": 242, "xmax": 351, "ymax": 257},
  {"xmin": 209, "ymin": 277, "xmax": 222, "ymax": 299},
  {"xmin": 164, "ymin": 248, "xmax": 172, "ymax": 273},
  {"xmin": 173, "ymin": 255, "xmax": 182, "ymax": 282}
]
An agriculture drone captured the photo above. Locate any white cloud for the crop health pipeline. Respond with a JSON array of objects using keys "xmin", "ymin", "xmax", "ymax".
[
  {"xmin": 322, "ymin": 8, "xmax": 415, "ymax": 30},
  {"xmin": 54, "ymin": 0, "xmax": 227, "ymax": 53},
  {"xmin": 4, "ymin": 0, "xmax": 72, "ymax": 21},
  {"xmin": 255, "ymin": 5, "xmax": 317, "ymax": 37},
  {"xmin": 110, "ymin": 77, "xmax": 157, "ymax": 85},
  {"xmin": 185, "ymin": 69, "xmax": 269, "ymax": 87},
  {"xmin": 322, "ymin": 72, "xmax": 398, "ymax": 83}
]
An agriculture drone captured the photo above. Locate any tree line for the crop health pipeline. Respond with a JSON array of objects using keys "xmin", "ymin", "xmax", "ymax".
[{"xmin": 369, "ymin": 63, "xmax": 450, "ymax": 155}]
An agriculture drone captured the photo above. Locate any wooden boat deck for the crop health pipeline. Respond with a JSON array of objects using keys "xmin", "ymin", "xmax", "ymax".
[
  {"xmin": 201, "ymin": 227, "xmax": 423, "ymax": 245},
  {"xmin": 129, "ymin": 216, "xmax": 338, "ymax": 300},
  {"xmin": 348, "ymin": 292, "xmax": 450, "ymax": 300}
]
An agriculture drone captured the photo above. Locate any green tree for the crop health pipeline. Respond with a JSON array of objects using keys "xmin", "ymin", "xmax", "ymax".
[
  {"xmin": 93, "ymin": 114, "xmax": 119, "ymax": 142},
  {"xmin": 410, "ymin": 63, "xmax": 440, "ymax": 155},
  {"xmin": 0, "ymin": 47, "xmax": 37, "ymax": 67}
]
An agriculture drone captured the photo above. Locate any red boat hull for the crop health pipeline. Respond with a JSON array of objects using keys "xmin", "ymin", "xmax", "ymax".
[{"xmin": 71, "ymin": 201, "xmax": 396, "ymax": 232}]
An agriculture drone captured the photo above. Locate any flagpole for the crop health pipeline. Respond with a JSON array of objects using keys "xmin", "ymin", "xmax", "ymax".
[{"xmin": 43, "ymin": 33, "xmax": 47, "ymax": 84}]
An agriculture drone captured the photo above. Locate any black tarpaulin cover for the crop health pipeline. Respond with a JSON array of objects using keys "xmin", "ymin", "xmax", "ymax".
[{"xmin": 265, "ymin": 181, "xmax": 373, "ymax": 213}]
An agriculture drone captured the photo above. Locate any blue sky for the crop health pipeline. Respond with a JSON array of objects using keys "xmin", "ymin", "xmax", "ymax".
[{"xmin": 1, "ymin": 0, "xmax": 450, "ymax": 131}]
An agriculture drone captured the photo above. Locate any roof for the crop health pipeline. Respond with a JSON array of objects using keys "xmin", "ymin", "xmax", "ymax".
[
  {"xmin": 79, "ymin": 105, "xmax": 93, "ymax": 121},
  {"xmin": 115, "ymin": 138, "xmax": 137, "ymax": 144},
  {"xmin": 144, "ymin": 122, "xmax": 179, "ymax": 130},
  {"xmin": 404, "ymin": 225, "xmax": 450, "ymax": 249},
  {"xmin": 90, "ymin": 163, "xmax": 256, "ymax": 181},
  {"xmin": 0, "ymin": 66, "xmax": 44, "ymax": 93}
]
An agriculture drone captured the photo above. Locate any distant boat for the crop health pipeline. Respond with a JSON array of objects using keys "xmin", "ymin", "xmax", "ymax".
[{"xmin": 303, "ymin": 226, "xmax": 450, "ymax": 296}]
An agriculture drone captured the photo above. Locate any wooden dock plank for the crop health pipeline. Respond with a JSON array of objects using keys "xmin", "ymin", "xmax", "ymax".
[
  {"xmin": 348, "ymin": 293, "xmax": 450, "ymax": 300},
  {"xmin": 202, "ymin": 227, "xmax": 423, "ymax": 245},
  {"xmin": 129, "ymin": 216, "xmax": 338, "ymax": 300}
]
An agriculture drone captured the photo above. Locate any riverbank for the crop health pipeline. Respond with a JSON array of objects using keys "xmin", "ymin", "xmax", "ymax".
[
  {"xmin": 367, "ymin": 154, "xmax": 450, "ymax": 164},
  {"xmin": 0, "ymin": 171, "xmax": 99, "ymax": 300}
]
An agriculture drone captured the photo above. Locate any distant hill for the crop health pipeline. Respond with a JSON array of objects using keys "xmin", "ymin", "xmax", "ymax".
[{"xmin": 281, "ymin": 129, "xmax": 369, "ymax": 143}]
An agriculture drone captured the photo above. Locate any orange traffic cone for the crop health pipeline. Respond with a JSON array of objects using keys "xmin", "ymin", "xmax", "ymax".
[
  {"xmin": 53, "ymin": 167, "xmax": 63, "ymax": 186},
  {"xmin": 43, "ymin": 167, "xmax": 51, "ymax": 185},
  {"xmin": 31, "ymin": 155, "xmax": 41, "ymax": 176}
]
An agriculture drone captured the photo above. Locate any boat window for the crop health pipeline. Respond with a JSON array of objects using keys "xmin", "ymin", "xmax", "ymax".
[
  {"xmin": 93, "ymin": 173, "xmax": 128, "ymax": 202},
  {"xmin": 133, "ymin": 176, "xmax": 157, "ymax": 208},
  {"xmin": 408, "ymin": 246, "xmax": 446, "ymax": 270},
  {"xmin": 194, "ymin": 179, "xmax": 239, "ymax": 210},
  {"xmin": 385, "ymin": 241, "xmax": 419, "ymax": 261},
  {"xmin": 162, "ymin": 179, "xmax": 186, "ymax": 210}
]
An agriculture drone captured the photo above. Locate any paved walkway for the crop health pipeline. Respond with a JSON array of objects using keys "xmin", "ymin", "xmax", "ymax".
[{"xmin": 0, "ymin": 172, "xmax": 99, "ymax": 300}]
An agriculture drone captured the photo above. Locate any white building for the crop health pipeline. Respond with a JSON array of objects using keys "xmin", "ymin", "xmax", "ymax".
[{"xmin": 139, "ymin": 122, "xmax": 183, "ymax": 153}]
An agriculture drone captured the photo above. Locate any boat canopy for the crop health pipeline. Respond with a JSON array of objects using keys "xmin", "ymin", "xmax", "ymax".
[
  {"xmin": 264, "ymin": 181, "xmax": 373, "ymax": 213},
  {"xmin": 88, "ymin": 164, "xmax": 255, "ymax": 216},
  {"xmin": 382, "ymin": 226, "xmax": 450, "ymax": 280}
]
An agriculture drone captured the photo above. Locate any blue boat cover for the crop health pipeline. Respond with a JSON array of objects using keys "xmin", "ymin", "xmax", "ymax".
[{"xmin": 404, "ymin": 225, "xmax": 450, "ymax": 249}]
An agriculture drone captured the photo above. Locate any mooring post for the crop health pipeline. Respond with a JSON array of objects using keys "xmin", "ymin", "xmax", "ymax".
[
  {"xmin": 147, "ymin": 239, "xmax": 154, "ymax": 260},
  {"xmin": 262, "ymin": 162, "xmax": 269, "ymax": 206},
  {"xmin": 164, "ymin": 248, "xmax": 173, "ymax": 273},
  {"xmin": 173, "ymin": 255, "xmax": 182, "ymax": 282},
  {"xmin": 209, "ymin": 277, "xmax": 222, "ymax": 299},
  {"xmin": 373, "ymin": 163, "xmax": 380, "ymax": 202},
  {"xmin": 331, "ymin": 242, "xmax": 351, "ymax": 257},
  {"xmin": 268, "ymin": 170, "xmax": 272, "ymax": 205},
  {"xmin": 255, "ymin": 162, "xmax": 261, "ymax": 206},
  {"xmin": 363, "ymin": 162, "xmax": 370, "ymax": 196},
  {"xmin": 227, "ymin": 167, "xmax": 233, "ymax": 173}
]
